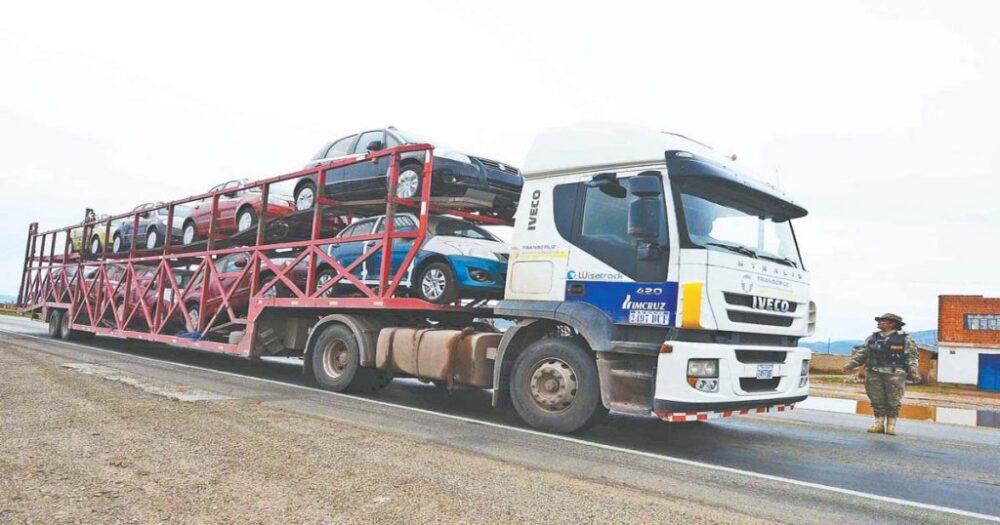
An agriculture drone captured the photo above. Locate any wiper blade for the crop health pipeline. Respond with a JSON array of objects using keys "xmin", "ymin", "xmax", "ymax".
[
  {"xmin": 705, "ymin": 242, "xmax": 757, "ymax": 259},
  {"xmin": 757, "ymin": 253, "xmax": 799, "ymax": 268}
]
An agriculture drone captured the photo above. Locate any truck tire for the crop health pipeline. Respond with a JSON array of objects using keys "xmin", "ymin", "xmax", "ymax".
[
  {"xmin": 48, "ymin": 309, "xmax": 64, "ymax": 339},
  {"xmin": 309, "ymin": 323, "xmax": 365, "ymax": 392},
  {"xmin": 509, "ymin": 337, "xmax": 608, "ymax": 434}
]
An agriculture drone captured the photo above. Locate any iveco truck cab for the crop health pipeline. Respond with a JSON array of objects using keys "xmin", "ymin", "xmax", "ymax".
[{"xmin": 495, "ymin": 123, "xmax": 814, "ymax": 429}]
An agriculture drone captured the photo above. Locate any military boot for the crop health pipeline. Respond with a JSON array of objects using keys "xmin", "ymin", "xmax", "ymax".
[
  {"xmin": 867, "ymin": 417, "xmax": 885, "ymax": 434},
  {"xmin": 885, "ymin": 417, "xmax": 898, "ymax": 436}
]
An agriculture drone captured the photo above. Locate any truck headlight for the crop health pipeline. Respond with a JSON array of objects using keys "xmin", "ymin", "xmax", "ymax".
[
  {"xmin": 687, "ymin": 359, "xmax": 719, "ymax": 378},
  {"xmin": 800, "ymin": 360, "xmax": 810, "ymax": 387}
]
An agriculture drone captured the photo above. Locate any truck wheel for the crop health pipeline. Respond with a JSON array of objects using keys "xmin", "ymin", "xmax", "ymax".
[
  {"xmin": 310, "ymin": 323, "xmax": 371, "ymax": 392},
  {"xmin": 48, "ymin": 309, "xmax": 64, "ymax": 339},
  {"xmin": 237, "ymin": 207, "xmax": 257, "ymax": 232},
  {"xmin": 509, "ymin": 337, "xmax": 608, "ymax": 434},
  {"xmin": 295, "ymin": 181, "xmax": 316, "ymax": 211},
  {"xmin": 417, "ymin": 262, "xmax": 458, "ymax": 304},
  {"xmin": 396, "ymin": 164, "xmax": 422, "ymax": 199}
]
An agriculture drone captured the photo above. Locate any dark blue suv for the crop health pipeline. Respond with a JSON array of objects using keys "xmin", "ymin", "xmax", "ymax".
[{"xmin": 293, "ymin": 127, "xmax": 522, "ymax": 219}]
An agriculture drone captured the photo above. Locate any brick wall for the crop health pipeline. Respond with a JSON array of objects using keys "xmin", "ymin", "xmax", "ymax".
[{"xmin": 938, "ymin": 295, "xmax": 1000, "ymax": 347}]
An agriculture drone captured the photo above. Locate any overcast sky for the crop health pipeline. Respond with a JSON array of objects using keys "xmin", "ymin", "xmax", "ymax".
[{"xmin": 2, "ymin": 0, "xmax": 998, "ymax": 340}]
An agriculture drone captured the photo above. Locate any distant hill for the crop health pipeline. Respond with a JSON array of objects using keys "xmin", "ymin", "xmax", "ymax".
[
  {"xmin": 803, "ymin": 330, "xmax": 937, "ymax": 355},
  {"xmin": 0, "ymin": 294, "xmax": 16, "ymax": 304}
]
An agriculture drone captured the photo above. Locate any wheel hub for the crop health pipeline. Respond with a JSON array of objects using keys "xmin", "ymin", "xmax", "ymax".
[
  {"xmin": 421, "ymin": 268, "xmax": 446, "ymax": 300},
  {"xmin": 322, "ymin": 341, "xmax": 349, "ymax": 377},
  {"xmin": 297, "ymin": 188, "xmax": 314, "ymax": 210},
  {"xmin": 529, "ymin": 358, "xmax": 578, "ymax": 412},
  {"xmin": 396, "ymin": 169, "xmax": 419, "ymax": 198}
]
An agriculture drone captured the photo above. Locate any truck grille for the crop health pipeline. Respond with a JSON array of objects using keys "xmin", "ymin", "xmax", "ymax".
[
  {"xmin": 735, "ymin": 350, "xmax": 787, "ymax": 364},
  {"xmin": 728, "ymin": 311, "xmax": 794, "ymax": 327},
  {"xmin": 740, "ymin": 378, "xmax": 781, "ymax": 392},
  {"xmin": 724, "ymin": 292, "xmax": 798, "ymax": 312},
  {"xmin": 476, "ymin": 157, "xmax": 521, "ymax": 176}
]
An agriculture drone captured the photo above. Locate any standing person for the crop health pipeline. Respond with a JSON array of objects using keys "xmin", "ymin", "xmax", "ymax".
[{"xmin": 842, "ymin": 313, "xmax": 920, "ymax": 436}]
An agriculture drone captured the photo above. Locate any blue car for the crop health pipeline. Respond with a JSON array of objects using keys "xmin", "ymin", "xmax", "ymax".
[
  {"xmin": 313, "ymin": 214, "xmax": 509, "ymax": 304},
  {"xmin": 294, "ymin": 127, "xmax": 522, "ymax": 220}
]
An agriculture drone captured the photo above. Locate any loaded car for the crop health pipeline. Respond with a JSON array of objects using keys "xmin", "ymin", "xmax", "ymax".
[
  {"xmin": 111, "ymin": 202, "xmax": 193, "ymax": 253},
  {"xmin": 180, "ymin": 180, "xmax": 296, "ymax": 245},
  {"xmin": 69, "ymin": 210, "xmax": 112, "ymax": 254},
  {"xmin": 293, "ymin": 127, "xmax": 522, "ymax": 219},
  {"xmin": 313, "ymin": 213, "xmax": 508, "ymax": 304}
]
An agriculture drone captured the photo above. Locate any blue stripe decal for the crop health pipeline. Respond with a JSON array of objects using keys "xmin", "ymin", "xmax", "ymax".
[{"xmin": 565, "ymin": 280, "xmax": 679, "ymax": 326}]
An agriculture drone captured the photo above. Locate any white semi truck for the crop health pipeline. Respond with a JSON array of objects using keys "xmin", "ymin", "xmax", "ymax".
[{"xmin": 20, "ymin": 123, "xmax": 814, "ymax": 434}]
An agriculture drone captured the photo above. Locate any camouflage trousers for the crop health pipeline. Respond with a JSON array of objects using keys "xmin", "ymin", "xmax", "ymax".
[{"xmin": 864, "ymin": 369, "xmax": 906, "ymax": 417}]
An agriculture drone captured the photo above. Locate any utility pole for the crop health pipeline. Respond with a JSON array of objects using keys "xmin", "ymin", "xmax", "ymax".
[{"xmin": 826, "ymin": 337, "xmax": 831, "ymax": 354}]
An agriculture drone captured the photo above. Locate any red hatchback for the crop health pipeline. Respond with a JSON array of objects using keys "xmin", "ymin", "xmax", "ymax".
[{"xmin": 180, "ymin": 179, "xmax": 296, "ymax": 245}]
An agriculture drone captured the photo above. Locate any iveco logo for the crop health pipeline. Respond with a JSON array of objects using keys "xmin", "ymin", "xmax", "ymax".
[
  {"xmin": 752, "ymin": 296, "xmax": 791, "ymax": 313},
  {"xmin": 741, "ymin": 274, "xmax": 753, "ymax": 293},
  {"xmin": 527, "ymin": 189, "xmax": 541, "ymax": 230}
]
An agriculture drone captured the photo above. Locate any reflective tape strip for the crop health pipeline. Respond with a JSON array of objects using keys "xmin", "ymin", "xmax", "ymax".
[{"xmin": 656, "ymin": 404, "xmax": 796, "ymax": 423}]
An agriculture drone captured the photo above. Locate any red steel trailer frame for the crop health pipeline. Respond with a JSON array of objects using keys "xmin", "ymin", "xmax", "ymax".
[{"xmin": 17, "ymin": 143, "xmax": 510, "ymax": 357}]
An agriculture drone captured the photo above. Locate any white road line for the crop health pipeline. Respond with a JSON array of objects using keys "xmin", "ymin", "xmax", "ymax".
[{"xmin": 2, "ymin": 326, "xmax": 998, "ymax": 523}]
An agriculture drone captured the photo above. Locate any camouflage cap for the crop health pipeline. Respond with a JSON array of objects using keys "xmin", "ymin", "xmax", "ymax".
[{"xmin": 874, "ymin": 313, "xmax": 905, "ymax": 326}]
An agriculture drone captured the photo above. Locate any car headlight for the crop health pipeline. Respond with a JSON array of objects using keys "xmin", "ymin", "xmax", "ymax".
[
  {"xmin": 687, "ymin": 359, "xmax": 719, "ymax": 378},
  {"xmin": 436, "ymin": 149, "xmax": 472, "ymax": 164}
]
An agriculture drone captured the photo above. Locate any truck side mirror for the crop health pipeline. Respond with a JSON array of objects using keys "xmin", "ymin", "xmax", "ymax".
[
  {"xmin": 628, "ymin": 198, "xmax": 662, "ymax": 241},
  {"xmin": 628, "ymin": 173, "xmax": 662, "ymax": 197}
]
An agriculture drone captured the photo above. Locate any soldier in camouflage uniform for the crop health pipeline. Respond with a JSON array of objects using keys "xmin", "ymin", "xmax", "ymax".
[{"xmin": 842, "ymin": 313, "xmax": 920, "ymax": 435}]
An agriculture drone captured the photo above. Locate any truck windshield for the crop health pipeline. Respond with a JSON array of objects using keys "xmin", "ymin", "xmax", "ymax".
[{"xmin": 676, "ymin": 183, "xmax": 803, "ymax": 268}]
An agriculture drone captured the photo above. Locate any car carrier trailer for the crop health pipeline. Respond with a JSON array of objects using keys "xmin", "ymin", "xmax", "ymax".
[{"xmin": 17, "ymin": 124, "xmax": 816, "ymax": 434}]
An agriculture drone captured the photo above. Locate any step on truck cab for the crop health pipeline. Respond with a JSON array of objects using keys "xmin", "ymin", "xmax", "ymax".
[{"xmin": 493, "ymin": 124, "xmax": 814, "ymax": 430}]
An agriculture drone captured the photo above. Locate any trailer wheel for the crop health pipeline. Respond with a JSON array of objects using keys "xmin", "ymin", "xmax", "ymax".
[
  {"xmin": 509, "ymin": 337, "xmax": 608, "ymax": 434},
  {"xmin": 236, "ymin": 207, "xmax": 257, "ymax": 232},
  {"xmin": 416, "ymin": 262, "xmax": 458, "ymax": 304},
  {"xmin": 311, "ymin": 323, "xmax": 362, "ymax": 391},
  {"xmin": 295, "ymin": 180, "xmax": 316, "ymax": 211},
  {"xmin": 59, "ymin": 311, "xmax": 82, "ymax": 341},
  {"xmin": 48, "ymin": 309, "xmax": 64, "ymax": 339}
]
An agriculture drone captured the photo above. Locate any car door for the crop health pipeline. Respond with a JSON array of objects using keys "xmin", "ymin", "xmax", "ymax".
[
  {"xmin": 367, "ymin": 214, "xmax": 418, "ymax": 282},
  {"xmin": 215, "ymin": 180, "xmax": 245, "ymax": 232},
  {"xmin": 312, "ymin": 134, "xmax": 361, "ymax": 199},
  {"xmin": 329, "ymin": 218, "xmax": 377, "ymax": 280},
  {"xmin": 345, "ymin": 130, "xmax": 388, "ymax": 199}
]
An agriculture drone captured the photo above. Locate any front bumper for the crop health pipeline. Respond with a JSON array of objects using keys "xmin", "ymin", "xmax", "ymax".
[
  {"xmin": 449, "ymin": 255, "xmax": 507, "ymax": 296},
  {"xmin": 654, "ymin": 341, "xmax": 811, "ymax": 420}
]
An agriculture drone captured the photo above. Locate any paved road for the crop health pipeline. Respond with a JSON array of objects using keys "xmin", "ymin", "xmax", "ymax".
[{"xmin": 1, "ymin": 316, "xmax": 997, "ymax": 523}]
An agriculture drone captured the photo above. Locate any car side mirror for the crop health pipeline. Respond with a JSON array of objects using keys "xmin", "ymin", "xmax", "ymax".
[
  {"xmin": 366, "ymin": 140, "xmax": 384, "ymax": 152},
  {"xmin": 233, "ymin": 257, "xmax": 248, "ymax": 269},
  {"xmin": 628, "ymin": 198, "xmax": 662, "ymax": 241}
]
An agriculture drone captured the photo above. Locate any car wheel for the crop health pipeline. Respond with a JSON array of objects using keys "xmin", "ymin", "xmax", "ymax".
[
  {"xmin": 259, "ymin": 273, "xmax": 290, "ymax": 298},
  {"xmin": 182, "ymin": 221, "xmax": 197, "ymax": 245},
  {"xmin": 417, "ymin": 262, "xmax": 458, "ymax": 304},
  {"xmin": 509, "ymin": 337, "xmax": 608, "ymax": 434},
  {"xmin": 185, "ymin": 303, "xmax": 200, "ymax": 332},
  {"xmin": 48, "ymin": 309, "xmax": 64, "ymax": 339},
  {"xmin": 90, "ymin": 235, "xmax": 102, "ymax": 255},
  {"xmin": 112, "ymin": 233, "xmax": 123, "ymax": 254},
  {"xmin": 295, "ymin": 181, "xmax": 316, "ymax": 211},
  {"xmin": 315, "ymin": 268, "xmax": 338, "ymax": 297},
  {"xmin": 236, "ymin": 207, "xmax": 257, "ymax": 232},
  {"xmin": 396, "ymin": 164, "xmax": 422, "ymax": 199},
  {"xmin": 145, "ymin": 227, "xmax": 160, "ymax": 250}
]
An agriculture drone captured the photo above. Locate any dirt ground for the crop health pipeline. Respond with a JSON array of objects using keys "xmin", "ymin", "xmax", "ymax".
[
  {"xmin": 0, "ymin": 340, "xmax": 768, "ymax": 525},
  {"xmin": 808, "ymin": 375, "xmax": 1000, "ymax": 410}
]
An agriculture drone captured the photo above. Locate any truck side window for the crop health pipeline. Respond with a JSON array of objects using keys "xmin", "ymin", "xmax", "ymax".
[{"xmin": 562, "ymin": 176, "xmax": 668, "ymax": 281}]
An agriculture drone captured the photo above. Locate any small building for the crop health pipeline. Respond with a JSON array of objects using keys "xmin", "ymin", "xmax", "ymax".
[{"xmin": 938, "ymin": 295, "xmax": 1000, "ymax": 392}]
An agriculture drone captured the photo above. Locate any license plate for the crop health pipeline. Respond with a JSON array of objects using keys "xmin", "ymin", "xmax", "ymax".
[
  {"xmin": 628, "ymin": 310, "xmax": 670, "ymax": 326},
  {"xmin": 756, "ymin": 364, "xmax": 775, "ymax": 380}
]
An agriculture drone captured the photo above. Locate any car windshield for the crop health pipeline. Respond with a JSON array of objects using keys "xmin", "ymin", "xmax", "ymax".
[
  {"xmin": 676, "ymin": 181, "xmax": 803, "ymax": 268},
  {"xmin": 391, "ymin": 129, "xmax": 431, "ymax": 145},
  {"xmin": 434, "ymin": 219, "xmax": 498, "ymax": 241}
]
